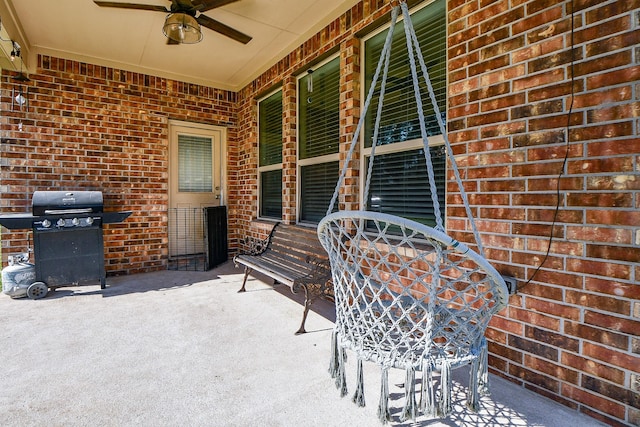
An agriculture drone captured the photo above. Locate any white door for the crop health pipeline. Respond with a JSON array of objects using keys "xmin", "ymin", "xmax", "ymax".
[{"xmin": 169, "ymin": 121, "xmax": 225, "ymax": 259}]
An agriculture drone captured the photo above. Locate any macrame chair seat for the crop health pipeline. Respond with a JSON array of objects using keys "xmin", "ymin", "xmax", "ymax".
[
  {"xmin": 316, "ymin": 1, "xmax": 509, "ymax": 423},
  {"xmin": 319, "ymin": 211, "xmax": 509, "ymax": 421}
]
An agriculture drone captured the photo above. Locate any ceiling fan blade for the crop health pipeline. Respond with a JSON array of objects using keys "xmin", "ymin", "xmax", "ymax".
[
  {"xmin": 192, "ymin": 0, "xmax": 240, "ymax": 12},
  {"xmin": 93, "ymin": 1, "xmax": 169, "ymax": 12},
  {"xmin": 196, "ymin": 14, "xmax": 251, "ymax": 44}
]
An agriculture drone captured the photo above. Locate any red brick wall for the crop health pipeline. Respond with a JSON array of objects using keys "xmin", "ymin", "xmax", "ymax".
[
  {"xmin": 447, "ymin": 0, "xmax": 639, "ymax": 425},
  {"xmin": 233, "ymin": 0, "xmax": 639, "ymax": 425},
  {"xmin": 0, "ymin": 56, "xmax": 237, "ymax": 274}
]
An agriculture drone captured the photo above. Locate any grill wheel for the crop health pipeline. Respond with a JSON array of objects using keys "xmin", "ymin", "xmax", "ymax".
[{"xmin": 26, "ymin": 282, "xmax": 48, "ymax": 299}]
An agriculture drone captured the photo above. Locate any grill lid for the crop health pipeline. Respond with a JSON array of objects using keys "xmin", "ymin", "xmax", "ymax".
[{"xmin": 32, "ymin": 191, "xmax": 104, "ymax": 216}]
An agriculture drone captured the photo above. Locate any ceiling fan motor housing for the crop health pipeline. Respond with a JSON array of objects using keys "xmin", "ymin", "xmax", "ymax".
[{"xmin": 163, "ymin": 13, "xmax": 203, "ymax": 44}]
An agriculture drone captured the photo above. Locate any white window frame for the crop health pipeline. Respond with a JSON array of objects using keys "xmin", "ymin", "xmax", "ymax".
[
  {"xmin": 257, "ymin": 88, "xmax": 284, "ymax": 220},
  {"xmin": 296, "ymin": 54, "xmax": 341, "ymax": 224}
]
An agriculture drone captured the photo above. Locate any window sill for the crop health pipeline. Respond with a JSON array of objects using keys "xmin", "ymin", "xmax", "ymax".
[{"xmin": 251, "ymin": 218, "xmax": 280, "ymax": 231}]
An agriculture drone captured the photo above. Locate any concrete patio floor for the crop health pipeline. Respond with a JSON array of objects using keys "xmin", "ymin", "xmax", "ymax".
[{"xmin": 1, "ymin": 261, "xmax": 606, "ymax": 427}]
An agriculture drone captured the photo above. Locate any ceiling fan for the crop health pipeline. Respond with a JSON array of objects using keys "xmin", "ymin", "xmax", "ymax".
[{"xmin": 93, "ymin": 0, "xmax": 252, "ymax": 45}]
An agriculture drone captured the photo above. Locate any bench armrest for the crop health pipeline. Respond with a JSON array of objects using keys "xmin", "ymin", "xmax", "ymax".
[{"xmin": 237, "ymin": 234, "xmax": 271, "ymax": 256}]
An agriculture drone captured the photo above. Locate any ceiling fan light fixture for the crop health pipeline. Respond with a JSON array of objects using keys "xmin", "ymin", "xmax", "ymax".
[{"xmin": 163, "ymin": 13, "xmax": 202, "ymax": 44}]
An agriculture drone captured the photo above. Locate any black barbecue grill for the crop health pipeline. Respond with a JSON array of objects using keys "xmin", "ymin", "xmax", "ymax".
[{"xmin": 0, "ymin": 191, "xmax": 131, "ymax": 297}]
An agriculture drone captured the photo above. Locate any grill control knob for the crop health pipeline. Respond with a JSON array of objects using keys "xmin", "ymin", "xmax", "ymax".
[
  {"xmin": 42, "ymin": 219, "xmax": 51, "ymax": 228},
  {"xmin": 86, "ymin": 216, "xmax": 94, "ymax": 225},
  {"xmin": 57, "ymin": 218, "xmax": 65, "ymax": 227},
  {"xmin": 72, "ymin": 218, "xmax": 80, "ymax": 226}
]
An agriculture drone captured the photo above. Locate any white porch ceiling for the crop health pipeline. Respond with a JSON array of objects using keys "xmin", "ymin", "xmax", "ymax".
[{"xmin": 0, "ymin": 0, "xmax": 361, "ymax": 90}]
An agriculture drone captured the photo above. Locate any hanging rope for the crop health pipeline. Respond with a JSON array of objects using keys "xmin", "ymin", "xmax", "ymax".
[
  {"xmin": 328, "ymin": 1, "xmax": 485, "ymax": 255},
  {"xmin": 400, "ymin": 2, "xmax": 444, "ymax": 232},
  {"xmin": 362, "ymin": 9, "xmax": 396, "ymax": 210},
  {"xmin": 400, "ymin": 1, "xmax": 484, "ymax": 254},
  {"xmin": 327, "ymin": 5, "xmax": 400, "ymax": 217}
]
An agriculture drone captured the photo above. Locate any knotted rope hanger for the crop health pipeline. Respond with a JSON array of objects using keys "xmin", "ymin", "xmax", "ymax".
[{"xmin": 327, "ymin": 0, "xmax": 484, "ymax": 255}]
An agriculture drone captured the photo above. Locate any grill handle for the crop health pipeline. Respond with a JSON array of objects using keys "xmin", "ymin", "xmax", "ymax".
[{"xmin": 44, "ymin": 208, "xmax": 94, "ymax": 215}]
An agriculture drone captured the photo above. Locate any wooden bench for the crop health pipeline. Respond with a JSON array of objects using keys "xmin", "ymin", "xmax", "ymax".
[{"xmin": 233, "ymin": 223, "xmax": 333, "ymax": 334}]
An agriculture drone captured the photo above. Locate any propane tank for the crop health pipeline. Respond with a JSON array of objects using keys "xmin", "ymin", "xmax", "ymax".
[{"xmin": 1, "ymin": 253, "xmax": 36, "ymax": 298}]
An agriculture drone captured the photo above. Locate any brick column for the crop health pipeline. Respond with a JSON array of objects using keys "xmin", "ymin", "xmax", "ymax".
[
  {"xmin": 282, "ymin": 75, "xmax": 297, "ymax": 224},
  {"xmin": 234, "ymin": 87, "xmax": 258, "ymax": 231},
  {"xmin": 339, "ymin": 36, "xmax": 361, "ymax": 211}
]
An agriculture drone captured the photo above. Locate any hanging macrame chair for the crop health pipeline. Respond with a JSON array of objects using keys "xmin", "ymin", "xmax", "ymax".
[{"xmin": 317, "ymin": 1, "xmax": 509, "ymax": 423}]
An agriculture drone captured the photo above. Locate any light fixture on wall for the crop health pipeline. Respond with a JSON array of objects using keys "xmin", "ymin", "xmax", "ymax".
[
  {"xmin": 10, "ymin": 41, "xmax": 20, "ymax": 61},
  {"xmin": 14, "ymin": 92, "xmax": 26, "ymax": 106},
  {"xmin": 12, "ymin": 85, "xmax": 28, "ymax": 131},
  {"xmin": 163, "ymin": 13, "xmax": 202, "ymax": 44},
  {"xmin": 12, "ymin": 86, "xmax": 28, "ymax": 110}
]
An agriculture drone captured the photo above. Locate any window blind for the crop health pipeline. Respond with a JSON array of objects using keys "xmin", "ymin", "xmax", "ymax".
[
  {"xmin": 178, "ymin": 134, "xmax": 213, "ymax": 192},
  {"xmin": 364, "ymin": 0, "xmax": 446, "ymax": 147},
  {"xmin": 260, "ymin": 169, "xmax": 283, "ymax": 219},
  {"xmin": 299, "ymin": 57, "xmax": 340, "ymax": 159},
  {"xmin": 259, "ymin": 90, "xmax": 283, "ymax": 167},
  {"xmin": 366, "ymin": 146, "xmax": 446, "ymax": 227},
  {"xmin": 300, "ymin": 161, "xmax": 339, "ymax": 223}
]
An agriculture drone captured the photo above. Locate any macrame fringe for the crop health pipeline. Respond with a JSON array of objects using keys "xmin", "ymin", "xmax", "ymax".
[
  {"xmin": 420, "ymin": 361, "xmax": 437, "ymax": 418},
  {"xmin": 328, "ymin": 330, "xmax": 348, "ymax": 397},
  {"xmin": 377, "ymin": 367, "xmax": 391, "ymax": 424},
  {"xmin": 468, "ymin": 354, "xmax": 480, "ymax": 412},
  {"xmin": 328, "ymin": 329, "xmax": 339, "ymax": 379},
  {"xmin": 400, "ymin": 365, "xmax": 418, "ymax": 422},
  {"xmin": 336, "ymin": 347, "xmax": 348, "ymax": 397},
  {"xmin": 439, "ymin": 360, "xmax": 452, "ymax": 417},
  {"xmin": 468, "ymin": 341, "xmax": 489, "ymax": 411},
  {"xmin": 352, "ymin": 358, "xmax": 366, "ymax": 407},
  {"xmin": 478, "ymin": 340, "xmax": 490, "ymax": 396}
]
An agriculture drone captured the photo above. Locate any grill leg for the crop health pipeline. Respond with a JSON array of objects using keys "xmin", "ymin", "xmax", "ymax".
[{"xmin": 100, "ymin": 278, "xmax": 106, "ymax": 290}]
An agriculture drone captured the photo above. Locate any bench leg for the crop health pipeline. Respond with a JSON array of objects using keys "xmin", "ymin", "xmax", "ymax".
[
  {"xmin": 296, "ymin": 285, "xmax": 312, "ymax": 335},
  {"xmin": 293, "ymin": 280, "xmax": 333, "ymax": 335},
  {"xmin": 238, "ymin": 267, "xmax": 252, "ymax": 293}
]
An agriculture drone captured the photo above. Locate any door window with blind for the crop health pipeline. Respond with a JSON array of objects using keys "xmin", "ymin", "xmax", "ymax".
[
  {"xmin": 298, "ymin": 56, "xmax": 340, "ymax": 223},
  {"xmin": 258, "ymin": 89, "xmax": 283, "ymax": 219},
  {"xmin": 178, "ymin": 135, "xmax": 213, "ymax": 192},
  {"xmin": 362, "ymin": 0, "xmax": 446, "ymax": 227}
]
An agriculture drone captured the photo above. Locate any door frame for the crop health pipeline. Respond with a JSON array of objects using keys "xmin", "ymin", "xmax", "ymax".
[
  {"xmin": 167, "ymin": 120, "xmax": 227, "ymax": 267},
  {"xmin": 168, "ymin": 120, "xmax": 228, "ymax": 208}
]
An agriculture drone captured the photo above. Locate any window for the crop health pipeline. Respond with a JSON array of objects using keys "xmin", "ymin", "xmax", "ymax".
[
  {"xmin": 363, "ymin": 0, "xmax": 447, "ymax": 227},
  {"xmin": 367, "ymin": 146, "xmax": 446, "ymax": 226},
  {"xmin": 258, "ymin": 90, "xmax": 283, "ymax": 219},
  {"xmin": 298, "ymin": 56, "xmax": 340, "ymax": 223},
  {"xmin": 178, "ymin": 135, "xmax": 213, "ymax": 192}
]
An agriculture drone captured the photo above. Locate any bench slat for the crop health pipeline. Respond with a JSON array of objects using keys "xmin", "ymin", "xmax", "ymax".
[
  {"xmin": 235, "ymin": 252, "xmax": 307, "ymax": 282},
  {"xmin": 270, "ymin": 226, "xmax": 324, "ymax": 259}
]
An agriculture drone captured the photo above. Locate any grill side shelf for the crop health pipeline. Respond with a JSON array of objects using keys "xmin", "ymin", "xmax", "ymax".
[
  {"xmin": 0, "ymin": 211, "xmax": 132, "ymax": 230},
  {"xmin": 0, "ymin": 214, "xmax": 36, "ymax": 230},
  {"xmin": 102, "ymin": 211, "xmax": 132, "ymax": 224}
]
